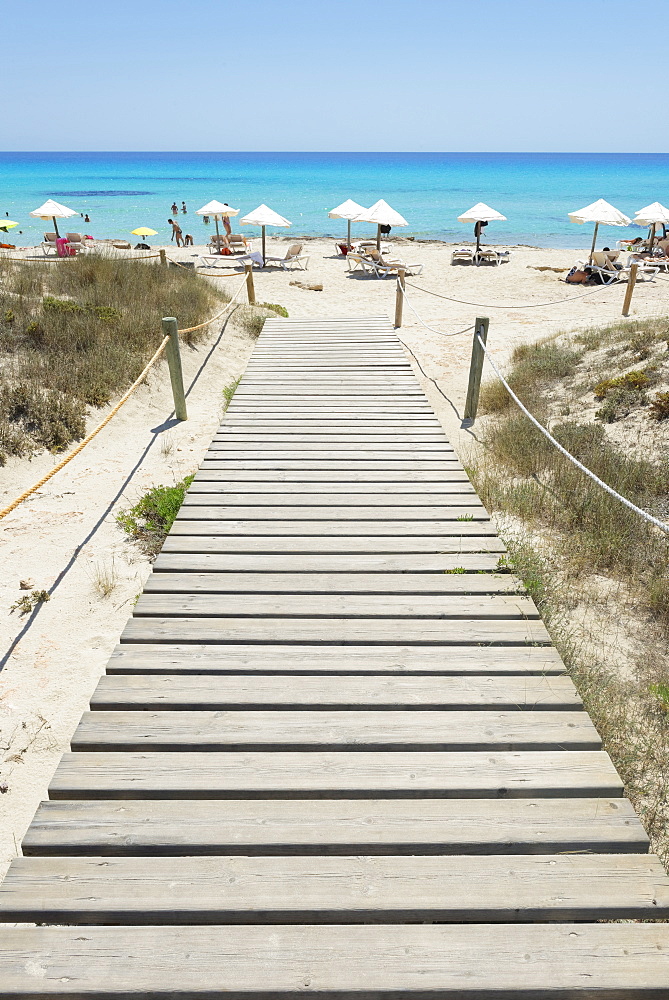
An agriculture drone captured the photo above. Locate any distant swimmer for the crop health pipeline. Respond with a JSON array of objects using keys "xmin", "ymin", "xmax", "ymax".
[
  {"xmin": 171, "ymin": 202, "xmax": 178, "ymax": 216},
  {"xmin": 84, "ymin": 214, "xmax": 90, "ymax": 223},
  {"xmin": 182, "ymin": 201, "xmax": 187, "ymax": 213}
]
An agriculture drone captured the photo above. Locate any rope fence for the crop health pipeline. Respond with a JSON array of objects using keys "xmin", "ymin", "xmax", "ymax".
[
  {"xmin": 0, "ymin": 252, "xmax": 162, "ymax": 263},
  {"xmin": 404, "ymin": 278, "xmax": 620, "ymax": 311},
  {"xmin": 0, "ymin": 272, "xmax": 248, "ymax": 522},
  {"xmin": 477, "ymin": 334, "xmax": 669, "ymax": 535},
  {"xmin": 398, "ymin": 282, "xmax": 474, "ymax": 338}
]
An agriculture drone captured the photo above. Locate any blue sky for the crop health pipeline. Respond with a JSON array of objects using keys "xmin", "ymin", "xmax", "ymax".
[{"xmin": 4, "ymin": 0, "xmax": 667, "ymax": 151}]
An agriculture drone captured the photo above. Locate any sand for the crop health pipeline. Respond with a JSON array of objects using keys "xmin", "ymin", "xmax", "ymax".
[{"xmin": 1, "ymin": 237, "xmax": 667, "ymax": 878}]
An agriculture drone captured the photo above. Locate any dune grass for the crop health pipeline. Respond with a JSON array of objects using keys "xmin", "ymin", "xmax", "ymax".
[{"xmin": 0, "ymin": 255, "xmax": 225, "ymax": 463}]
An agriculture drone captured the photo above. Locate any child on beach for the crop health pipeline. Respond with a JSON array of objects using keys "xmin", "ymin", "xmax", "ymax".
[
  {"xmin": 183, "ymin": 234, "xmax": 193, "ymax": 246},
  {"xmin": 168, "ymin": 218, "xmax": 183, "ymax": 247}
]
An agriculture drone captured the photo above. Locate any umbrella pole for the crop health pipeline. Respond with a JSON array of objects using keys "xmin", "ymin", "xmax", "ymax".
[
  {"xmin": 53, "ymin": 216, "xmax": 60, "ymax": 239},
  {"xmin": 347, "ymin": 219, "xmax": 351, "ymax": 248},
  {"xmin": 648, "ymin": 223, "xmax": 656, "ymax": 252},
  {"xmin": 475, "ymin": 225, "xmax": 480, "ymax": 253},
  {"xmin": 377, "ymin": 224, "xmax": 381, "ymax": 251},
  {"xmin": 215, "ymin": 216, "xmax": 221, "ymax": 252},
  {"xmin": 262, "ymin": 226, "xmax": 266, "ymax": 263},
  {"xmin": 588, "ymin": 222, "xmax": 599, "ymax": 265}
]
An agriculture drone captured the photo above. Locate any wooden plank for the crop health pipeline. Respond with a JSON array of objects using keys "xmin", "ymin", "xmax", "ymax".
[
  {"xmin": 187, "ymin": 484, "xmax": 479, "ymax": 496},
  {"xmin": 199, "ymin": 461, "xmax": 467, "ymax": 471},
  {"xmin": 49, "ymin": 750, "xmax": 624, "ymax": 798},
  {"xmin": 108, "ymin": 644, "xmax": 567, "ymax": 676},
  {"xmin": 153, "ymin": 551, "xmax": 505, "ymax": 571},
  {"xmin": 119, "ymin": 616, "xmax": 549, "ymax": 646},
  {"xmin": 132, "ymin": 594, "xmax": 538, "ymax": 620},
  {"xmin": 170, "ymin": 518, "xmax": 494, "ymax": 534},
  {"xmin": 22, "ymin": 797, "xmax": 647, "ymax": 856},
  {"xmin": 160, "ymin": 536, "xmax": 507, "ymax": 553},
  {"xmin": 90, "ymin": 674, "xmax": 580, "ymax": 711},
  {"xmin": 193, "ymin": 470, "xmax": 471, "ymax": 482},
  {"xmin": 209, "ymin": 443, "xmax": 455, "ymax": 452},
  {"xmin": 176, "ymin": 506, "xmax": 488, "ymax": 521},
  {"xmin": 70, "ymin": 709, "xmax": 599, "ymax": 752},
  {"xmin": 142, "ymin": 572, "xmax": 520, "ymax": 595},
  {"xmin": 7, "ymin": 923, "xmax": 669, "ymax": 997},
  {"xmin": 3, "ymin": 854, "xmax": 667, "ymax": 925}
]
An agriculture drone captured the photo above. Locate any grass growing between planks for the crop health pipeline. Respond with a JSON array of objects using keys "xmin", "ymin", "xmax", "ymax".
[
  {"xmin": 116, "ymin": 474, "xmax": 194, "ymax": 558},
  {"xmin": 0, "ymin": 255, "xmax": 226, "ymax": 463},
  {"xmin": 470, "ymin": 313, "xmax": 669, "ymax": 863}
]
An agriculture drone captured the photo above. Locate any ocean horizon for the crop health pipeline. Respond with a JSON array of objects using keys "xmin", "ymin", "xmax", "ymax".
[{"xmin": 1, "ymin": 151, "xmax": 666, "ymax": 249}]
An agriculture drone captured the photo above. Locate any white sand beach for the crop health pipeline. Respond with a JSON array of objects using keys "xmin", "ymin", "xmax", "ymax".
[{"xmin": 0, "ymin": 236, "xmax": 667, "ymax": 878}]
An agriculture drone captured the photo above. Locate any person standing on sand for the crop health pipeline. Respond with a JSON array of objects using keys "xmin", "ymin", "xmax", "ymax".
[
  {"xmin": 168, "ymin": 218, "xmax": 183, "ymax": 247},
  {"xmin": 171, "ymin": 202, "xmax": 178, "ymax": 216}
]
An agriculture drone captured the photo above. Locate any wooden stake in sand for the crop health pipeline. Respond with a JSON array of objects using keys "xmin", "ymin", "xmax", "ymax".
[
  {"xmin": 394, "ymin": 269, "xmax": 406, "ymax": 328},
  {"xmin": 464, "ymin": 317, "xmax": 490, "ymax": 422},
  {"xmin": 162, "ymin": 317, "xmax": 187, "ymax": 421},
  {"xmin": 622, "ymin": 263, "xmax": 638, "ymax": 317},
  {"xmin": 245, "ymin": 264, "xmax": 256, "ymax": 305}
]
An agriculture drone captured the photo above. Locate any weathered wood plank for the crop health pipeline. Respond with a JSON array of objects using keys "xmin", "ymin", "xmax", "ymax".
[
  {"xmin": 199, "ymin": 461, "xmax": 467, "ymax": 471},
  {"xmin": 142, "ymin": 572, "xmax": 520, "ymax": 595},
  {"xmin": 176, "ymin": 506, "xmax": 488, "ymax": 521},
  {"xmin": 193, "ymin": 470, "xmax": 469, "ymax": 481},
  {"xmin": 3, "ymin": 854, "xmax": 666, "ymax": 924},
  {"xmin": 119, "ymin": 617, "xmax": 547, "ymax": 646},
  {"xmin": 160, "ymin": 536, "xmax": 507, "ymax": 553},
  {"xmin": 153, "ymin": 551, "xmax": 505, "ymax": 571},
  {"xmin": 22, "ymin": 797, "xmax": 647, "ymax": 856},
  {"xmin": 108, "ymin": 643, "xmax": 566, "ymax": 675},
  {"xmin": 187, "ymin": 485, "xmax": 479, "ymax": 497},
  {"xmin": 170, "ymin": 519, "xmax": 494, "ymax": 535},
  {"xmin": 132, "ymin": 593, "xmax": 538, "ymax": 620},
  {"xmin": 49, "ymin": 750, "xmax": 623, "ymax": 798},
  {"xmin": 90, "ymin": 674, "xmax": 580, "ymax": 711},
  {"xmin": 71, "ymin": 710, "xmax": 599, "ymax": 752}
]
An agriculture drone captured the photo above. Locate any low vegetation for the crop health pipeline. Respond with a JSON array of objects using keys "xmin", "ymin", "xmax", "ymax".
[
  {"xmin": 116, "ymin": 474, "xmax": 194, "ymax": 557},
  {"xmin": 0, "ymin": 255, "xmax": 226, "ymax": 463},
  {"xmin": 472, "ymin": 313, "xmax": 669, "ymax": 863}
]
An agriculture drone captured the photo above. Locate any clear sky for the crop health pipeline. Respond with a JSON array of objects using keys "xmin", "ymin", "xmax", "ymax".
[{"xmin": 4, "ymin": 0, "xmax": 668, "ymax": 152}]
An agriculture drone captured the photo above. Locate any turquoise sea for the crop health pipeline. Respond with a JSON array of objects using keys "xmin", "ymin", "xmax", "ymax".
[{"xmin": 0, "ymin": 152, "xmax": 667, "ymax": 249}]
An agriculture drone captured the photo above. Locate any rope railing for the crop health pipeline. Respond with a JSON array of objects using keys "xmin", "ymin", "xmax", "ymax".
[
  {"xmin": 477, "ymin": 334, "xmax": 669, "ymax": 535},
  {"xmin": 405, "ymin": 277, "xmax": 620, "ymax": 310},
  {"xmin": 398, "ymin": 281, "xmax": 474, "ymax": 338},
  {"xmin": 0, "ymin": 251, "xmax": 162, "ymax": 263},
  {"xmin": 0, "ymin": 273, "xmax": 248, "ymax": 522}
]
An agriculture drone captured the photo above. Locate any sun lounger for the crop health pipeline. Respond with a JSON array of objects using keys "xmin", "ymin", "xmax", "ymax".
[
  {"xmin": 360, "ymin": 249, "xmax": 423, "ymax": 278},
  {"xmin": 264, "ymin": 243, "xmax": 310, "ymax": 270},
  {"xmin": 198, "ymin": 251, "xmax": 264, "ymax": 270},
  {"xmin": 65, "ymin": 233, "xmax": 91, "ymax": 253},
  {"xmin": 475, "ymin": 249, "xmax": 511, "ymax": 266},
  {"xmin": 451, "ymin": 247, "xmax": 475, "ymax": 265},
  {"xmin": 41, "ymin": 232, "xmax": 58, "ymax": 255}
]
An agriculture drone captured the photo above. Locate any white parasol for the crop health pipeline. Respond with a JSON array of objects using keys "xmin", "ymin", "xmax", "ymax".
[
  {"xmin": 240, "ymin": 204, "xmax": 291, "ymax": 261},
  {"xmin": 351, "ymin": 199, "xmax": 408, "ymax": 249},
  {"xmin": 196, "ymin": 200, "xmax": 239, "ymax": 250},
  {"xmin": 633, "ymin": 202, "xmax": 669, "ymax": 251},
  {"xmin": 458, "ymin": 203, "xmax": 507, "ymax": 252},
  {"xmin": 29, "ymin": 199, "xmax": 78, "ymax": 239},
  {"xmin": 568, "ymin": 199, "xmax": 631, "ymax": 264},
  {"xmin": 328, "ymin": 199, "xmax": 367, "ymax": 248}
]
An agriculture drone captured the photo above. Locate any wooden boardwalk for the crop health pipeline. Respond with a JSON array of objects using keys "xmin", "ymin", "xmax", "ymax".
[{"xmin": 2, "ymin": 314, "xmax": 669, "ymax": 997}]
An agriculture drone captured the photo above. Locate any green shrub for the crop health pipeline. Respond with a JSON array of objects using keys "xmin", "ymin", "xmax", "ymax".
[
  {"xmin": 259, "ymin": 302, "xmax": 289, "ymax": 317},
  {"xmin": 650, "ymin": 392, "xmax": 669, "ymax": 421},
  {"xmin": 593, "ymin": 370, "xmax": 649, "ymax": 399},
  {"xmin": 116, "ymin": 474, "xmax": 194, "ymax": 557}
]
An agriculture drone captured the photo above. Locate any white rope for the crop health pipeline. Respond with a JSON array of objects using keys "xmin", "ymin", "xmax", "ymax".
[
  {"xmin": 405, "ymin": 278, "xmax": 619, "ymax": 310},
  {"xmin": 477, "ymin": 335, "xmax": 669, "ymax": 534},
  {"xmin": 398, "ymin": 281, "xmax": 474, "ymax": 338}
]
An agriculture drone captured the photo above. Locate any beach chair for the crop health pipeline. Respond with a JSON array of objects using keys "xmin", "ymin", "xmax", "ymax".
[
  {"xmin": 65, "ymin": 233, "xmax": 91, "ymax": 253},
  {"xmin": 475, "ymin": 249, "xmax": 511, "ymax": 266},
  {"xmin": 451, "ymin": 247, "xmax": 475, "ymax": 265},
  {"xmin": 41, "ymin": 232, "xmax": 58, "ymax": 255},
  {"xmin": 363, "ymin": 249, "xmax": 423, "ymax": 278},
  {"xmin": 207, "ymin": 234, "xmax": 229, "ymax": 254},
  {"xmin": 227, "ymin": 234, "xmax": 248, "ymax": 253},
  {"xmin": 346, "ymin": 253, "xmax": 371, "ymax": 274},
  {"xmin": 264, "ymin": 243, "xmax": 310, "ymax": 270}
]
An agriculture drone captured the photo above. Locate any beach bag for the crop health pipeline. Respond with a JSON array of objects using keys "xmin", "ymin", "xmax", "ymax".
[
  {"xmin": 566, "ymin": 268, "xmax": 588, "ymax": 284},
  {"xmin": 221, "ymin": 247, "xmax": 232, "ymax": 256}
]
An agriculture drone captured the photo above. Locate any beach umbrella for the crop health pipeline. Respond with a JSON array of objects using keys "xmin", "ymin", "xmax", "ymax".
[
  {"xmin": 633, "ymin": 202, "xmax": 669, "ymax": 251},
  {"xmin": 240, "ymin": 204, "xmax": 291, "ymax": 261},
  {"xmin": 29, "ymin": 199, "xmax": 78, "ymax": 239},
  {"xmin": 0, "ymin": 220, "xmax": 18, "ymax": 233},
  {"xmin": 458, "ymin": 203, "xmax": 507, "ymax": 252},
  {"xmin": 196, "ymin": 200, "xmax": 240, "ymax": 252},
  {"xmin": 568, "ymin": 199, "xmax": 631, "ymax": 264},
  {"xmin": 328, "ymin": 199, "xmax": 367, "ymax": 248},
  {"xmin": 352, "ymin": 199, "xmax": 408, "ymax": 250},
  {"xmin": 131, "ymin": 227, "xmax": 158, "ymax": 245}
]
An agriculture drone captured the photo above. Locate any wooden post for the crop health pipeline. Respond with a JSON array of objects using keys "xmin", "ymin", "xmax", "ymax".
[
  {"xmin": 159, "ymin": 249, "xmax": 167, "ymax": 267},
  {"xmin": 394, "ymin": 269, "xmax": 406, "ymax": 328},
  {"xmin": 463, "ymin": 317, "xmax": 490, "ymax": 422},
  {"xmin": 622, "ymin": 262, "xmax": 638, "ymax": 317},
  {"xmin": 162, "ymin": 317, "xmax": 187, "ymax": 421},
  {"xmin": 245, "ymin": 263, "xmax": 256, "ymax": 305}
]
